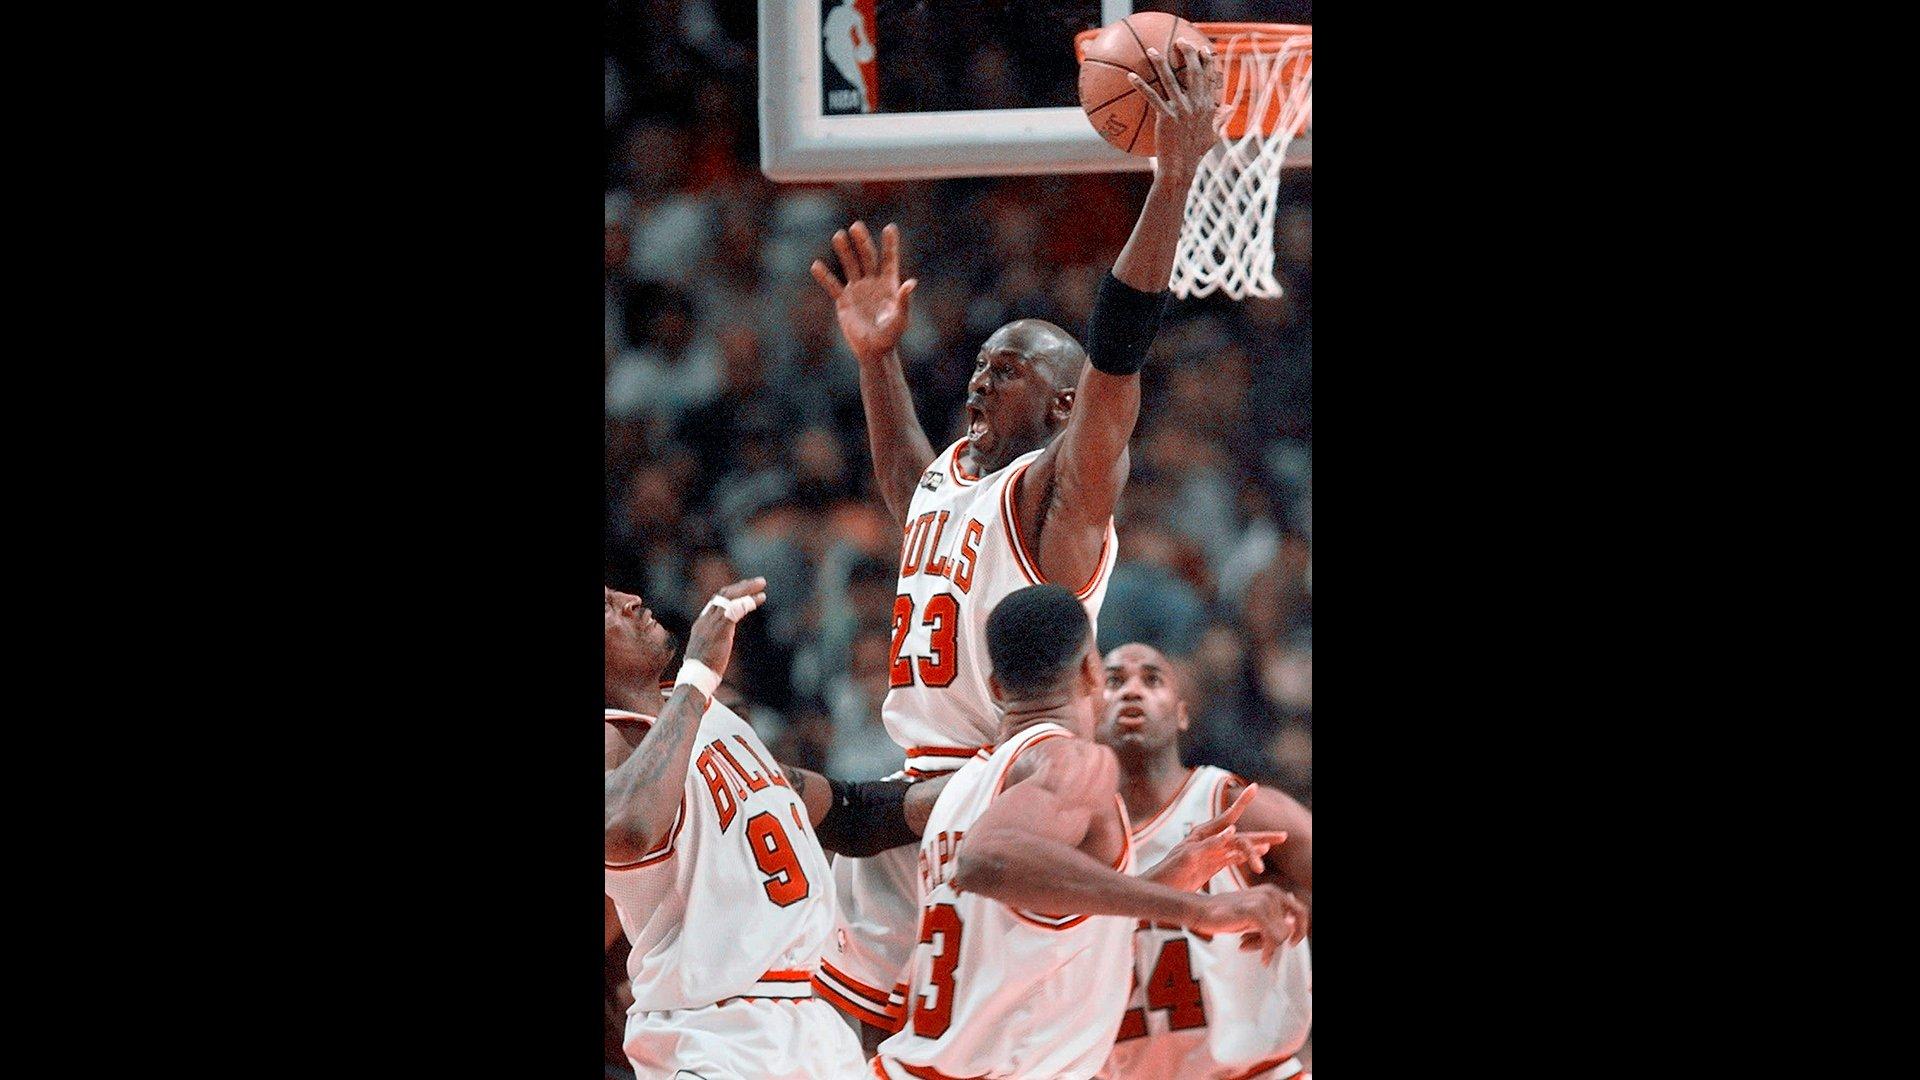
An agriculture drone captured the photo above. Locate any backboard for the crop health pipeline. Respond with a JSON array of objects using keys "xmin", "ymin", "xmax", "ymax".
[{"xmin": 759, "ymin": 0, "xmax": 1312, "ymax": 182}]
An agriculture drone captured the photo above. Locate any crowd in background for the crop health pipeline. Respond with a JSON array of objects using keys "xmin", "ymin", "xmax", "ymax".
[
  {"xmin": 606, "ymin": 2, "xmax": 1311, "ymax": 1073},
  {"xmin": 606, "ymin": 0, "xmax": 1311, "ymax": 804}
]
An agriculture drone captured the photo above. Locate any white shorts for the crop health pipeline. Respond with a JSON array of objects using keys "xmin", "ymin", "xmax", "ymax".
[
  {"xmin": 813, "ymin": 844, "xmax": 920, "ymax": 1032},
  {"xmin": 624, "ymin": 997, "xmax": 868, "ymax": 1080}
]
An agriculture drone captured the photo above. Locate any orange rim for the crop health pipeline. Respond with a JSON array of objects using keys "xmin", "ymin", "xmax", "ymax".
[{"xmin": 1074, "ymin": 21, "xmax": 1311, "ymax": 140}]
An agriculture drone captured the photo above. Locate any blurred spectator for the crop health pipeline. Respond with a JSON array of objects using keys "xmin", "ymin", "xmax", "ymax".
[{"xmin": 605, "ymin": 0, "xmax": 1311, "ymax": 800}]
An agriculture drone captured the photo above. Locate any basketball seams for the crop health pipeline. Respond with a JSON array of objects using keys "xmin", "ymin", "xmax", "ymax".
[
  {"xmin": 1123, "ymin": 97, "xmax": 1148, "ymax": 155},
  {"xmin": 1085, "ymin": 12, "xmax": 1198, "ymax": 157},
  {"xmin": 1120, "ymin": 15, "xmax": 1151, "ymax": 66},
  {"xmin": 1082, "ymin": 81, "xmax": 1139, "ymax": 118}
]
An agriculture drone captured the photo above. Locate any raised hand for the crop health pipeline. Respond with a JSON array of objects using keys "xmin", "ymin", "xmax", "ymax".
[
  {"xmin": 1144, "ymin": 783, "xmax": 1291, "ymax": 893},
  {"xmin": 810, "ymin": 220, "xmax": 919, "ymax": 363},
  {"xmin": 1127, "ymin": 39, "xmax": 1227, "ymax": 176},
  {"xmin": 682, "ymin": 577, "xmax": 768, "ymax": 682}
]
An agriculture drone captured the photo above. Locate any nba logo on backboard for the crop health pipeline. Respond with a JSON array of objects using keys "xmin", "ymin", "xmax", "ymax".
[{"xmin": 821, "ymin": 0, "xmax": 878, "ymax": 114}]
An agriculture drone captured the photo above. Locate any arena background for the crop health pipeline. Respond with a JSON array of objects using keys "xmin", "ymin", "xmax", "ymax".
[{"xmin": 605, "ymin": 2, "xmax": 1311, "ymax": 1069}]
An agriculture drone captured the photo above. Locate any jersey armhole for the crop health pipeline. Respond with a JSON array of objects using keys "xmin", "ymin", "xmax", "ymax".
[
  {"xmin": 999, "ymin": 463, "xmax": 1113, "ymax": 599},
  {"xmin": 605, "ymin": 793, "xmax": 685, "ymax": 871}
]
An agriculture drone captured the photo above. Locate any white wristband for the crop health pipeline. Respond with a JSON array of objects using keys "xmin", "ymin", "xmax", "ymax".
[
  {"xmin": 674, "ymin": 659, "xmax": 722, "ymax": 699},
  {"xmin": 705, "ymin": 592, "xmax": 760, "ymax": 623}
]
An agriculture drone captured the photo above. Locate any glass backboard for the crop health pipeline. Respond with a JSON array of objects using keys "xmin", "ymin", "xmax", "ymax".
[{"xmin": 759, "ymin": 0, "xmax": 1312, "ymax": 182}]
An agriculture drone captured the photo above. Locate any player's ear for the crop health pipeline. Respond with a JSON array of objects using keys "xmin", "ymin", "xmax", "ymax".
[
  {"xmin": 988, "ymin": 672, "xmax": 1005, "ymax": 707},
  {"xmin": 1052, "ymin": 386, "xmax": 1075, "ymax": 423},
  {"xmin": 1176, "ymin": 699, "xmax": 1190, "ymax": 733},
  {"xmin": 1080, "ymin": 647, "xmax": 1101, "ymax": 695}
]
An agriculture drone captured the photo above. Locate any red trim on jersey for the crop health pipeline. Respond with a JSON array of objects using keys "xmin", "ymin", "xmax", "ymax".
[
  {"xmin": 1224, "ymin": 1053, "xmax": 1303, "ymax": 1080},
  {"xmin": 949, "ymin": 440, "xmax": 980, "ymax": 486},
  {"xmin": 1130, "ymin": 767, "xmax": 1202, "ymax": 840},
  {"xmin": 907, "ymin": 746, "xmax": 980, "ymax": 760},
  {"xmin": 992, "ymin": 729, "xmax": 1071, "ymax": 795},
  {"xmin": 1213, "ymin": 771, "xmax": 1258, "ymax": 890},
  {"xmin": 1010, "ymin": 908, "xmax": 1092, "ymax": 931},
  {"xmin": 904, "ymin": 745, "xmax": 986, "ymax": 778},
  {"xmin": 997, "ymin": 463, "xmax": 1113, "ymax": 599},
  {"xmin": 814, "ymin": 975, "xmax": 904, "ymax": 1031},
  {"xmin": 998, "ymin": 463, "xmax": 1043, "ymax": 586},
  {"xmin": 758, "ymin": 969, "xmax": 813, "ymax": 982},
  {"xmin": 603, "ymin": 709, "xmax": 655, "ymax": 727},
  {"xmin": 815, "ymin": 959, "xmax": 894, "ymax": 1004},
  {"xmin": 605, "ymin": 794, "xmax": 685, "ymax": 870},
  {"xmin": 812, "ymin": 959, "xmax": 906, "ymax": 1030}
]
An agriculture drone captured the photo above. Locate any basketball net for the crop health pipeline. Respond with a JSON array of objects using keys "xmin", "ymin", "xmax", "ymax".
[{"xmin": 1171, "ymin": 25, "xmax": 1312, "ymax": 301}]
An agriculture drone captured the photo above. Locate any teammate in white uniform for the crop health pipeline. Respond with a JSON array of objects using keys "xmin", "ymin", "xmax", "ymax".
[
  {"xmin": 806, "ymin": 36, "xmax": 1234, "ymax": 1044},
  {"xmin": 604, "ymin": 581, "xmax": 948, "ymax": 1079},
  {"xmin": 1095, "ymin": 643, "xmax": 1314, "ymax": 1080},
  {"xmin": 873, "ymin": 584, "xmax": 1304, "ymax": 1080}
]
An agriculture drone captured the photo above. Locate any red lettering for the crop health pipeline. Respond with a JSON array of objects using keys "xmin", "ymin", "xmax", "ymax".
[
  {"xmin": 733, "ymin": 736, "xmax": 788, "ymax": 788},
  {"xmin": 713, "ymin": 738, "xmax": 771, "ymax": 792},
  {"xmin": 953, "ymin": 520, "xmax": 983, "ymax": 593},
  {"xmin": 696, "ymin": 750, "xmax": 737, "ymax": 831},
  {"xmin": 901, "ymin": 512, "xmax": 935, "ymax": 575},
  {"xmin": 916, "ymin": 594, "xmax": 959, "ymax": 687},
  {"xmin": 924, "ymin": 511, "xmax": 952, "ymax": 577}
]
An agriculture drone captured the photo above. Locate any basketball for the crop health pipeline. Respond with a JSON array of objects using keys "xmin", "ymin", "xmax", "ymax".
[{"xmin": 1077, "ymin": 11, "xmax": 1212, "ymax": 157}]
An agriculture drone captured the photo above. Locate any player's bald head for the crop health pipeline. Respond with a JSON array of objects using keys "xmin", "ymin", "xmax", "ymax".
[{"xmin": 984, "ymin": 319, "xmax": 1087, "ymax": 391}]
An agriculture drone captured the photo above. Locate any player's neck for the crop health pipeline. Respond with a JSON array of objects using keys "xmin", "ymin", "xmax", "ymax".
[
  {"xmin": 1116, "ymin": 752, "xmax": 1191, "ymax": 825},
  {"xmin": 606, "ymin": 677, "xmax": 667, "ymax": 718},
  {"xmin": 964, "ymin": 431, "xmax": 1052, "ymax": 476},
  {"xmin": 995, "ymin": 690, "xmax": 1089, "ymax": 742}
]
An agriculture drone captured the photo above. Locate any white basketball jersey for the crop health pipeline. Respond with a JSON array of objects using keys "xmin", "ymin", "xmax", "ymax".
[
  {"xmin": 604, "ymin": 703, "xmax": 837, "ymax": 1012},
  {"xmin": 884, "ymin": 437, "xmax": 1119, "ymax": 766},
  {"xmin": 1098, "ymin": 767, "xmax": 1312, "ymax": 1080},
  {"xmin": 878, "ymin": 723, "xmax": 1137, "ymax": 1080}
]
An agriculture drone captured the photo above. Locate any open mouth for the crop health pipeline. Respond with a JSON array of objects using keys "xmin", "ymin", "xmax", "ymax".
[
  {"xmin": 1113, "ymin": 704, "xmax": 1148, "ymax": 728},
  {"xmin": 967, "ymin": 402, "xmax": 987, "ymax": 441}
]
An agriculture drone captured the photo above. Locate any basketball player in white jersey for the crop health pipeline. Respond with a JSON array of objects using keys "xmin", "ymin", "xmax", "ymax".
[
  {"xmin": 605, "ymin": 581, "xmax": 952, "ymax": 1079},
  {"xmin": 871, "ymin": 584, "xmax": 1302, "ymax": 1080},
  {"xmin": 1096, "ymin": 642, "xmax": 1314, "ymax": 1080},
  {"xmin": 807, "ymin": 38, "xmax": 1231, "ymax": 1043}
]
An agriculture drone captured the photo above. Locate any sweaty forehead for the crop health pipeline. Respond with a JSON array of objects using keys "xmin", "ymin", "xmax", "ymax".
[{"xmin": 983, "ymin": 322, "xmax": 1081, "ymax": 378}]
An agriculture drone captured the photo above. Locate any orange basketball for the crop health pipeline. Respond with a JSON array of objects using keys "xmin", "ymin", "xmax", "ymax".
[{"xmin": 1077, "ymin": 11, "xmax": 1212, "ymax": 157}]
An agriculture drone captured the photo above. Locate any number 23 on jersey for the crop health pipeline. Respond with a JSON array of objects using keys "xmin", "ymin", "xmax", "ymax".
[{"xmin": 890, "ymin": 593, "xmax": 959, "ymax": 688}]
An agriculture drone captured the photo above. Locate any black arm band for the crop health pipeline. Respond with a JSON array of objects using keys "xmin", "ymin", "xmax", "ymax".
[
  {"xmin": 815, "ymin": 777, "xmax": 919, "ymax": 857},
  {"xmin": 1085, "ymin": 271, "xmax": 1169, "ymax": 376}
]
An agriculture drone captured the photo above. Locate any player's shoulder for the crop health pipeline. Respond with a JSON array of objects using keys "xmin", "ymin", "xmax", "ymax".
[
  {"xmin": 604, "ymin": 709, "xmax": 651, "ymax": 771},
  {"xmin": 1006, "ymin": 731, "xmax": 1116, "ymax": 796}
]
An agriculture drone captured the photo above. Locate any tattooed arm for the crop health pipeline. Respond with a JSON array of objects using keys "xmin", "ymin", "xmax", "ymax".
[{"xmin": 604, "ymin": 578, "xmax": 765, "ymax": 865}]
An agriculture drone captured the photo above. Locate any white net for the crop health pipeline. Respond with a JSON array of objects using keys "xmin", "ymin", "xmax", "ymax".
[{"xmin": 1170, "ymin": 29, "xmax": 1312, "ymax": 300}]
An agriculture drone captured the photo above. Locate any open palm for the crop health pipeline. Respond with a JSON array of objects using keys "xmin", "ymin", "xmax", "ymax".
[{"xmin": 811, "ymin": 220, "xmax": 918, "ymax": 362}]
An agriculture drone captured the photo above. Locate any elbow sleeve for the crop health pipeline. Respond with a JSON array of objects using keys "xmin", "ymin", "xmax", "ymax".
[
  {"xmin": 1085, "ymin": 271, "xmax": 1169, "ymax": 376},
  {"xmin": 815, "ymin": 778, "xmax": 920, "ymax": 857}
]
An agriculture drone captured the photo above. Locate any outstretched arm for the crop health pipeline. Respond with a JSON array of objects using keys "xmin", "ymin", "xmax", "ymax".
[
  {"xmin": 779, "ymin": 764, "xmax": 955, "ymax": 857},
  {"xmin": 1020, "ymin": 42, "xmax": 1227, "ymax": 589},
  {"xmin": 604, "ymin": 578, "xmax": 767, "ymax": 864},
  {"xmin": 812, "ymin": 221, "xmax": 932, "ymax": 526}
]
